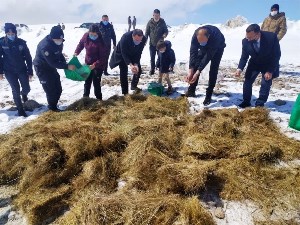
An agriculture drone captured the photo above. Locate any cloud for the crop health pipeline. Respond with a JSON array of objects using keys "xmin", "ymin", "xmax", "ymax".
[{"xmin": 0, "ymin": 0, "xmax": 216, "ymax": 25}]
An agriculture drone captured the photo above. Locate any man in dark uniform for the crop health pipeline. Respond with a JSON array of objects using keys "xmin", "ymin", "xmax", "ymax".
[
  {"xmin": 99, "ymin": 15, "xmax": 116, "ymax": 75},
  {"xmin": 0, "ymin": 23, "xmax": 33, "ymax": 117},
  {"xmin": 33, "ymin": 26, "xmax": 75, "ymax": 111},
  {"xmin": 186, "ymin": 25, "xmax": 226, "ymax": 106},
  {"xmin": 235, "ymin": 24, "xmax": 281, "ymax": 108},
  {"xmin": 109, "ymin": 29, "xmax": 146, "ymax": 95}
]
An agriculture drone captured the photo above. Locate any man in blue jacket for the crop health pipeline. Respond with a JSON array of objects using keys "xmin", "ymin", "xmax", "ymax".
[
  {"xmin": 99, "ymin": 15, "xmax": 116, "ymax": 75},
  {"xmin": 235, "ymin": 24, "xmax": 281, "ymax": 108},
  {"xmin": 33, "ymin": 26, "xmax": 75, "ymax": 111},
  {"xmin": 186, "ymin": 25, "xmax": 226, "ymax": 105},
  {"xmin": 0, "ymin": 23, "xmax": 33, "ymax": 117},
  {"xmin": 109, "ymin": 29, "xmax": 146, "ymax": 95}
]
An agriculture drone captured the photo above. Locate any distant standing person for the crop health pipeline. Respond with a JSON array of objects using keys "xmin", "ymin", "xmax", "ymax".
[
  {"xmin": 33, "ymin": 26, "xmax": 76, "ymax": 111},
  {"xmin": 185, "ymin": 25, "xmax": 226, "ymax": 106},
  {"xmin": 74, "ymin": 24, "xmax": 106, "ymax": 100},
  {"xmin": 132, "ymin": 16, "xmax": 137, "ymax": 29},
  {"xmin": 156, "ymin": 40, "xmax": 176, "ymax": 94},
  {"xmin": 0, "ymin": 23, "xmax": 33, "ymax": 117},
  {"xmin": 61, "ymin": 23, "xmax": 65, "ymax": 30},
  {"xmin": 99, "ymin": 14, "xmax": 116, "ymax": 75},
  {"xmin": 235, "ymin": 24, "xmax": 281, "ymax": 108},
  {"xmin": 261, "ymin": 4, "xmax": 287, "ymax": 41},
  {"xmin": 145, "ymin": 9, "xmax": 168, "ymax": 75},
  {"xmin": 128, "ymin": 16, "xmax": 131, "ymax": 32},
  {"xmin": 109, "ymin": 29, "xmax": 147, "ymax": 95}
]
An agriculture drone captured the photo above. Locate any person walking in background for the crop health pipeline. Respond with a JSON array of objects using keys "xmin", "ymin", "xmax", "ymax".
[
  {"xmin": 99, "ymin": 14, "xmax": 116, "ymax": 75},
  {"xmin": 132, "ymin": 16, "xmax": 137, "ymax": 29},
  {"xmin": 235, "ymin": 24, "xmax": 281, "ymax": 108},
  {"xmin": 261, "ymin": 4, "xmax": 287, "ymax": 41},
  {"xmin": 0, "ymin": 23, "xmax": 33, "ymax": 117},
  {"xmin": 61, "ymin": 23, "xmax": 65, "ymax": 30},
  {"xmin": 261, "ymin": 3, "xmax": 287, "ymax": 80},
  {"xmin": 109, "ymin": 29, "xmax": 147, "ymax": 95},
  {"xmin": 156, "ymin": 40, "xmax": 176, "ymax": 95},
  {"xmin": 128, "ymin": 16, "xmax": 132, "ymax": 32},
  {"xmin": 185, "ymin": 25, "xmax": 226, "ymax": 106},
  {"xmin": 33, "ymin": 25, "xmax": 76, "ymax": 112},
  {"xmin": 145, "ymin": 9, "xmax": 168, "ymax": 75},
  {"xmin": 74, "ymin": 24, "xmax": 106, "ymax": 100}
]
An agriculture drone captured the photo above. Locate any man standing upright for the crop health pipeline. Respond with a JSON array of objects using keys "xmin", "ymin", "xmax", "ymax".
[
  {"xmin": 128, "ymin": 16, "xmax": 132, "ymax": 32},
  {"xmin": 261, "ymin": 4, "xmax": 287, "ymax": 41},
  {"xmin": 99, "ymin": 15, "xmax": 116, "ymax": 75},
  {"xmin": 235, "ymin": 24, "xmax": 281, "ymax": 108},
  {"xmin": 185, "ymin": 25, "xmax": 226, "ymax": 105},
  {"xmin": 132, "ymin": 16, "xmax": 137, "ymax": 30},
  {"xmin": 145, "ymin": 9, "xmax": 168, "ymax": 75},
  {"xmin": 109, "ymin": 29, "xmax": 147, "ymax": 95}
]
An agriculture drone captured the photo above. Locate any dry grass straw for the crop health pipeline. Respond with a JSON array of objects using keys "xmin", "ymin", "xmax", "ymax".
[{"xmin": 0, "ymin": 94, "xmax": 300, "ymax": 224}]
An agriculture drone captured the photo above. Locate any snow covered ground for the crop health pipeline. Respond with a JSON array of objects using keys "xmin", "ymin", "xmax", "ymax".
[{"xmin": 0, "ymin": 20, "xmax": 300, "ymax": 224}]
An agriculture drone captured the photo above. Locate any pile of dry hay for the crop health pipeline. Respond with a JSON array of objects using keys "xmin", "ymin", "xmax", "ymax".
[{"xmin": 0, "ymin": 94, "xmax": 300, "ymax": 225}]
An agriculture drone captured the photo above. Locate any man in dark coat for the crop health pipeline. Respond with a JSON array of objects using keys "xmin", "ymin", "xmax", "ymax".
[
  {"xmin": 99, "ymin": 15, "xmax": 116, "ymax": 75},
  {"xmin": 128, "ymin": 16, "xmax": 132, "ymax": 32},
  {"xmin": 33, "ymin": 26, "xmax": 75, "ymax": 111},
  {"xmin": 0, "ymin": 23, "xmax": 33, "ymax": 117},
  {"xmin": 132, "ymin": 16, "xmax": 137, "ymax": 29},
  {"xmin": 145, "ymin": 9, "xmax": 168, "ymax": 75},
  {"xmin": 186, "ymin": 25, "xmax": 226, "ymax": 105},
  {"xmin": 109, "ymin": 29, "xmax": 146, "ymax": 95},
  {"xmin": 235, "ymin": 24, "xmax": 281, "ymax": 108}
]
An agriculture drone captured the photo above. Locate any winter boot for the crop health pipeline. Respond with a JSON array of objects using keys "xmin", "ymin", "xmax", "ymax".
[
  {"xmin": 17, "ymin": 108, "xmax": 28, "ymax": 117},
  {"xmin": 21, "ymin": 94, "xmax": 28, "ymax": 103}
]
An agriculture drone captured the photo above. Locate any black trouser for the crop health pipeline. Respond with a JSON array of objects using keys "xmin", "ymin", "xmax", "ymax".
[
  {"xmin": 35, "ymin": 66, "xmax": 62, "ymax": 109},
  {"xmin": 83, "ymin": 68, "xmax": 103, "ymax": 99},
  {"xmin": 128, "ymin": 24, "xmax": 131, "ymax": 32},
  {"xmin": 188, "ymin": 48, "xmax": 224, "ymax": 96},
  {"xmin": 104, "ymin": 47, "xmax": 111, "ymax": 73},
  {"xmin": 119, "ymin": 60, "xmax": 141, "ymax": 95},
  {"xmin": 149, "ymin": 44, "xmax": 158, "ymax": 71},
  {"xmin": 5, "ymin": 72, "xmax": 30, "ymax": 111}
]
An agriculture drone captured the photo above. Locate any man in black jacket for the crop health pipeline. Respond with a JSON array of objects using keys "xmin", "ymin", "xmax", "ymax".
[
  {"xmin": 235, "ymin": 24, "xmax": 281, "ymax": 108},
  {"xmin": 109, "ymin": 29, "xmax": 146, "ymax": 95},
  {"xmin": 99, "ymin": 15, "xmax": 116, "ymax": 75},
  {"xmin": 33, "ymin": 26, "xmax": 75, "ymax": 111},
  {"xmin": 186, "ymin": 25, "xmax": 226, "ymax": 105},
  {"xmin": 145, "ymin": 9, "xmax": 168, "ymax": 75},
  {"xmin": 0, "ymin": 23, "xmax": 33, "ymax": 117}
]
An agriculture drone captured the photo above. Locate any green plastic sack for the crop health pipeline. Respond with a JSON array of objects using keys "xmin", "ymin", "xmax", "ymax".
[
  {"xmin": 289, "ymin": 94, "xmax": 300, "ymax": 131},
  {"xmin": 147, "ymin": 82, "xmax": 164, "ymax": 96},
  {"xmin": 64, "ymin": 57, "xmax": 91, "ymax": 81}
]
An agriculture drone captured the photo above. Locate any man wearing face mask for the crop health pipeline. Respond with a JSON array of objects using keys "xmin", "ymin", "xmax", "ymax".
[
  {"xmin": 261, "ymin": 4, "xmax": 287, "ymax": 41},
  {"xmin": 33, "ymin": 25, "xmax": 76, "ymax": 112},
  {"xmin": 145, "ymin": 9, "xmax": 168, "ymax": 75},
  {"xmin": 99, "ymin": 15, "xmax": 116, "ymax": 75},
  {"xmin": 109, "ymin": 29, "xmax": 147, "ymax": 95},
  {"xmin": 0, "ymin": 23, "xmax": 33, "ymax": 117},
  {"xmin": 185, "ymin": 25, "xmax": 226, "ymax": 106},
  {"xmin": 235, "ymin": 24, "xmax": 281, "ymax": 108}
]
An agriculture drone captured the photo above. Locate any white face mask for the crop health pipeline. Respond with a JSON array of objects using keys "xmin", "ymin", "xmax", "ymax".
[{"xmin": 271, "ymin": 11, "xmax": 278, "ymax": 16}]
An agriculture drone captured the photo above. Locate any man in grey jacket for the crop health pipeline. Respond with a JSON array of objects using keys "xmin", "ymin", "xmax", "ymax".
[{"xmin": 145, "ymin": 9, "xmax": 168, "ymax": 75}]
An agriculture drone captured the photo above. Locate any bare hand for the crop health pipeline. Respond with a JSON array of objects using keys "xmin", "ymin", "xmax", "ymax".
[
  {"xmin": 264, "ymin": 72, "xmax": 272, "ymax": 81},
  {"xmin": 185, "ymin": 68, "xmax": 194, "ymax": 83},
  {"xmin": 235, "ymin": 69, "xmax": 242, "ymax": 77},
  {"xmin": 130, "ymin": 65, "xmax": 139, "ymax": 74},
  {"xmin": 0, "ymin": 74, "xmax": 4, "ymax": 80},
  {"xmin": 189, "ymin": 71, "xmax": 200, "ymax": 84},
  {"xmin": 89, "ymin": 64, "xmax": 95, "ymax": 70},
  {"xmin": 68, "ymin": 64, "xmax": 76, "ymax": 71},
  {"xmin": 29, "ymin": 75, "xmax": 33, "ymax": 81}
]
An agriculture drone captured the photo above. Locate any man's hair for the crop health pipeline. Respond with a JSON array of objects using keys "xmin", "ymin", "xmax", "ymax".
[
  {"xmin": 153, "ymin": 9, "xmax": 160, "ymax": 14},
  {"xmin": 132, "ymin": 29, "xmax": 144, "ymax": 36},
  {"xmin": 102, "ymin": 15, "xmax": 108, "ymax": 18},
  {"xmin": 89, "ymin": 24, "xmax": 100, "ymax": 33},
  {"xmin": 246, "ymin": 24, "xmax": 261, "ymax": 33},
  {"xmin": 156, "ymin": 41, "xmax": 166, "ymax": 50}
]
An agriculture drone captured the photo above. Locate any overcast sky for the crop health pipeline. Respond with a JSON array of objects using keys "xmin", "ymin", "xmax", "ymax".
[{"xmin": 0, "ymin": 0, "xmax": 299, "ymax": 26}]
